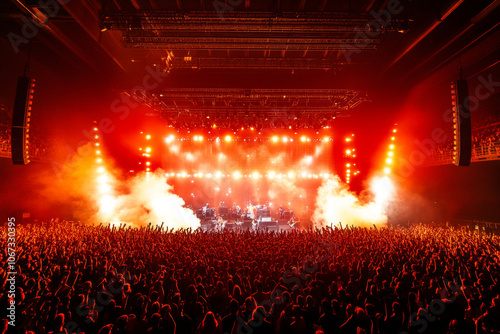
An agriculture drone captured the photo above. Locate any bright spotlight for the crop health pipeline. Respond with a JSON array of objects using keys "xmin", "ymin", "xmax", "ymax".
[
  {"xmin": 389, "ymin": 144, "xmax": 395, "ymax": 149},
  {"xmin": 323, "ymin": 137, "xmax": 329, "ymax": 142},
  {"xmin": 301, "ymin": 171, "xmax": 307, "ymax": 178},
  {"xmin": 233, "ymin": 171, "xmax": 241, "ymax": 179},
  {"xmin": 93, "ymin": 127, "xmax": 98, "ymax": 131},
  {"xmin": 225, "ymin": 135, "xmax": 232, "ymax": 142},
  {"xmin": 388, "ymin": 151, "xmax": 394, "ymax": 157},
  {"xmin": 193, "ymin": 135, "xmax": 198, "ymax": 141},
  {"xmin": 146, "ymin": 134, "xmax": 151, "ymax": 140},
  {"xmin": 391, "ymin": 137, "xmax": 395, "ymax": 140},
  {"xmin": 386, "ymin": 158, "xmax": 392, "ymax": 164},
  {"xmin": 268, "ymin": 171, "xmax": 275, "ymax": 179},
  {"xmin": 301, "ymin": 136, "xmax": 307, "ymax": 142},
  {"xmin": 272, "ymin": 136, "xmax": 279, "ymax": 142},
  {"xmin": 384, "ymin": 167, "xmax": 391, "ymax": 174},
  {"xmin": 146, "ymin": 161, "xmax": 151, "ymax": 166},
  {"xmin": 97, "ymin": 167, "xmax": 105, "ymax": 173},
  {"xmin": 215, "ymin": 171, "xmax": 222, "ymax": 178},
  {"xmin": 346, "ymin": 163, "xmax": 351, "ymax": 167},
  {"xmin": 145, "ymin": 147, "xmax": 152, "ymax": 153},
  {"xmin": 288, "ymin": 172, "xmax": 294, "ymax": 179},
  {"xmin": 252, "ymin": 172, "xmax": 259, "ymax": 179},
  {"xmin": 282, "ymin": 136, "xmax": 288, "ymax": 143},
  {"xmin": 346, "ymin": 149, "xmax": 351, "ymax": 155},
  {"xmin": 345, "ymin": 138, "xmax": 351, "ymax": 142},
  {"xmin": 165, "ymin": 135, "xmax": 175, "ymax": 143},
  {"xmin": 96, "ymin": 158, "xmax": 102, "ymax": 163},
  {"xmin": 393, "ymin": 129, "xmax": 397, "ymax": 133}
]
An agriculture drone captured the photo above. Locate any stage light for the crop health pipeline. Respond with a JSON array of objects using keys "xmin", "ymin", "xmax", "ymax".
[
  {"xmin": 98, "ymin": 183, "xmax": 111, "ymax": 193},
  {"xmin": 96, "ymin": 150, "xmax": 101, "ymax": 155},
  {"xmin": 146, "ymin": 134, "xmax": 151, "ymax": 140},
  {"xmin": 252, "ymin": 172, "xmax": 259, "ymax": 179},
  {"xmin": 391, "ymin": 137, "xmax": 395, "ymax": 140},
  {"xmin": 272, "ymin": 136, "xmax": 279, "ymax": 142},
  {"xmin": 146, "ymin": 161, "xmax": 151, "ymax": 166},
  {"xmin": 301, "ymin": 171, "xmax": 307, "ymax": 178},
  {"xmin": 95, "ymin": 143, "xmax": 100, "ymax": 146},
  {"xmin": 347, "ymin": 169, "xmax": 351, "ymax": 173},
  {"xmin": 250, "ymin": 127, "xmax": 254, "ymax": 131},
  {"xmin": 193, "ymin": 135, "xmax": 198, "ymax": 141},
  {"xmin": 388, "ymin": 151, "xmax": 394, "ymax": 157},
  {"xmin": 301, "ymin": 136, "xmax": 307, "ymax": 142},
  {"xmin": 97, "ymin": 158, "xmax": 102, "ymax": 163},
  {"xmin": 97, "ymin": 167, "xmax": 105, "ymax": 173},
  {"xmin": 215, "ymin": 171, "xmax": 222, "ymax": 178},
  {"xmin": 308, "ymin": 173, "xmax": 312, "ymax": 178},
  {"xmin": 346, "ymin": 149, "xmax": 351, "ymax": 155},
  {"xmin": 198, "ymin": 135, "xmax": 203, "ymax": 141},
  {"xmin": 282, "ymin": 136, "xmax": 288, "ymax": 143},
  {"xmin": 346, "ymin": 163, "xmax": 351, "ymax": 167},
  {"xmin": 268, "ymin": 171, "xmax": 275, "ymax": 179},
  {"xmin": 225, "ymin": 135, "xmax": 232, "ymax": 142},
  {"xmin": 323, "ymin": 137, "xmax": 329, "ymax": 142},
  {"xmin": 345, "ymin": 138, "xmax": 351, "ymax": 142},
  {"xmin": 206, "ymin": 173, "xmax": 212, "ymax": 178},
  {"xmin": 389, "ymin": 144, "xmax": 394, "ymax": 149},
  {"xmin": 277, "ymin": 173, "xmax": 283, "ymax": 179},
  {"xmin": 198, "ymin": 172, "xmax": 203, "ymax": 178},
  {"xmin": 288, "ymin": 172, "xmax": 294, "ymax": 179},
  {"xmin": 393, "ymin": 129, "xmax": 397, "ymax": 133},
  {"xmin": 165, "ymin": 135, "xmax": 175, "ymax": 143},
  {"xmin": 384, "ymin": 167, "xmax": 391, "ymax": 174},
  {"xmin": 145, "ymin": 147, "xmax": 151, "ymax": 153},
  {"xmin": 146, "ymin": 168, "xmax": 151, "ymax": 172},
  {"xmin": 94, "ymin": 127, "xmax": 98, "ymax": 131},
  {"xmin": 386, "ymin": 158, "xmax": 392, "ymax": 164},
  {"xmin": 233, "ymin": 171, "xmax": 241, "ymax": 179},
  {"xmin": 95, "ymin": 135, "xmax": 99, "ymax": 139},
  {"xmin": 181, "ymin": 172, "xmax": 187, "ymax": 177}
]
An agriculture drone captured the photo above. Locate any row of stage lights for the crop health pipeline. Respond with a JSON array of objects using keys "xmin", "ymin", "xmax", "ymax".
[
  {"xmin": 344, "ymin": 134, "xmax": 356, "ymax": 184},
  {"xmin": 383, "ymin": 127, "xmax": 397, "ymax": 174},
  {"xmin": 163, "ymin": 134, "xmax": 333, "ymax": 143},
  {"xmin": 141, "ymin": 171, "xmax": 333, "ymax": 180}
]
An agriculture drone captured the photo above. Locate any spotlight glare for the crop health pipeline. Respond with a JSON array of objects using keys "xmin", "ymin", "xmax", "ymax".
[
  {"xmin": 145, "ymin": 147, "xmax": 151, "ymax": 153},
  {"xmin": 384, "ymin": 167, "xmax": 391, "ymax": 174},
  {"xmin": 268, "ymin": 171, "xmax": 275, "ymax": 179},
  {"xmin": 301, "ymin": 136, "xmax": 307, "ymax": 142},
  {"xmin": 233, "ymin": 171, "xmax": 241, "ymax": 179},
  {"xmin": 146, "ymin": 161, "xmax": 151, "ymax": 166},
  {"xmin": 252, "ymin": 172, "xmax": 259, "ymax": 179},
  {"xmin": 225, "ymin": 135, "xmax": 232, "ymax": 142},
  {"xmin": 386, "ymin": 158, "xmax": 392, "ymax": 164},
  {"xmin": 215, "ymin": 171, "xmax": 222, "ymax": 178},
  {"xmin": 272, "ymin": 136, "xmax": 279, "ymax": 142},
  {"xmin": 282, "ymin": 136, "xmax": 288, "ymax": 143},
  {"xmin": 388, "ymin": 151, "xmax": 394, "ymax": 157},
  {"xmin": 288, "ymin": 172, "xmax": 294, "ymax": 179},
  {"xmin": 389, "ymin": 144, "xmax": 394, "ymax": 149},
  {"xmin": 146, "ymin": 134, "xmax": 151, "ymax": 140}
]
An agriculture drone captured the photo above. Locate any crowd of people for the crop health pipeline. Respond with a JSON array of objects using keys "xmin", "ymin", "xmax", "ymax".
[
  {"xmin": 0, "ymin": 123, "xmax": 48, "ymax": 159},
  {"xmin": 427, "ymin": 114, "xmax": 500, "ymax": 162},
  {"xmin": 1, "ymin": 221, "xmax": 500, "ymax": 334}
]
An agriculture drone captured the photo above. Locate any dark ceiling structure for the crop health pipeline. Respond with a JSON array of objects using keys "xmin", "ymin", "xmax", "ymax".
[{"xmin": 0, "ymin": 0, "xmax": 499, "ymax": 129}]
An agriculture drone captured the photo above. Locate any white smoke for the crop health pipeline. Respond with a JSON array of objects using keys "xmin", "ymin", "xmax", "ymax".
[{"xmin": 313, "ymin": 175, "xmax": 394, "ymax": 228}]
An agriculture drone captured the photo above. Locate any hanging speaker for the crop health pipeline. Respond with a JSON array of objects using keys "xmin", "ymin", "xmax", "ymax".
[
  {"xmin": 451, "ymin": 79, "xmax": 471, "ymax": 166},
  {"xmin": 11, "ymin": 76, "xmax": 35, "ymax": 165}
]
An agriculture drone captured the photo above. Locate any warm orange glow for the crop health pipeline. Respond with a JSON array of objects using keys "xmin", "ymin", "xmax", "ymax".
[
  {"xmin": 346, "ymin": 149, "xmax": 351, "ymax": 154},
  {"xmin": 346, "ymin": 163, "xmax": 351, "ymax": 167},
  {"xmin": 386, "ymin": 158, "xmax": 393, "ymax": 164},
  {"xmin": 146, "ymin": 134, "xmax": 151, "ymax": 140},
  {"xmin": 145, "ymin": 147, "xmax": 151, "ymax": 153},
  {"xmin": 301, "ymin": 136, "xmax": 307, "ymax": 142},
  {"xmin": 388, "ymin": 151, "xmax": 394, "ymax": 157},
  {"xmin": 282, "ymin": 136, "xmax": 288, "ymax": 143},
  {"xmin": 384, "ymin": 167, "xmax": 391, "ymax": 174},
  {"xmin": 272, "ymin": 136, "xmax": 279, "ymax": 142},
  {"xmin": 391, "ymin": 137, "xmax": 395, "ymax": 140},
  {"xmin": 389, "ymin": 144, "xmax": 395, "ymax": 149},
  {"xmin": 393, "ymin": 129, "xmax": 397, "ymax": 133},
  {"xmin": 146, "ymin": 161, "xmax": 151, "ymax": 166},
  {"xmin": 225, "ymin": 135, "xmax": 232, "ymax": 142},
  {"xmin": 345, "ymin": 138, "xmax": 351, "ymax": 142}
]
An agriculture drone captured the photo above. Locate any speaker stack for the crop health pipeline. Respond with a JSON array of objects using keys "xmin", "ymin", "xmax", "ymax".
[
  {"xmin": 450, "ymin": 79, "xmax": 471, "ymax": 166},
  {"xmin": 11, "ymin": 76, "xmax": 35, "ymax": 165}
]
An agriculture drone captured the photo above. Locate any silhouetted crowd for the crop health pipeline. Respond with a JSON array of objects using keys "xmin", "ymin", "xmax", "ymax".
[
  {"xmin": 0, "ymin": 124, "xmax": 48, "ymax": 159},
  {"xmin": 1, "ymin": 222, "xmax": 500, "ymax": 334}
]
